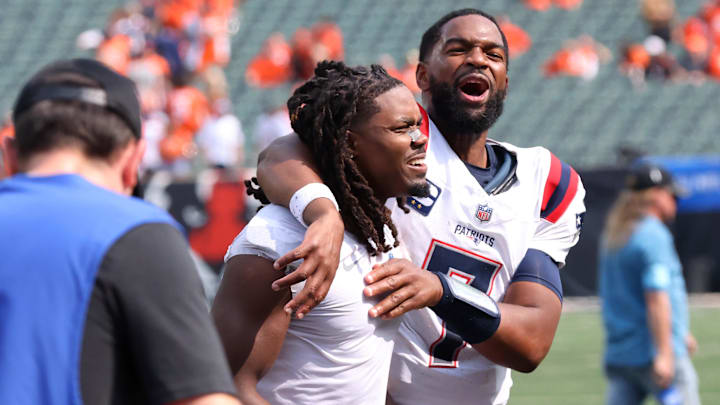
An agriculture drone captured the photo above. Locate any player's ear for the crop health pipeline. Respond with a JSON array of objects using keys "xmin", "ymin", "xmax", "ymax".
[
  {"xmin": 416, "ymin": 62, "xmax": 430, "ymax": 92},
  {"xmin": 120, "ymin": 138, "xmax": 146, "ymax": 195},
  {"xmin": 2, "ymin": 136, "xmax": 20, "ymax": 175}
]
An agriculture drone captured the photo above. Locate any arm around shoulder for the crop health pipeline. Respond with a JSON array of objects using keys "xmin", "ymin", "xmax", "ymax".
[
  {"xmin": 256, "ymin": 133, "xmax": 321, "ymax": 207},
  {"xmin": 254, "ymin": 134, "xmax": 346, "ymax": 317}
]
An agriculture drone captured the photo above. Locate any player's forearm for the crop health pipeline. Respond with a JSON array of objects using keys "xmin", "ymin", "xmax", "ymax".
[
  {"xmin": 646, "ymin": 290, "xmax": 673, "ymax": 358},
  {"xmin": 471, "ymin": 282, "xmax": 561, "ymax": 372},
  {"xmin": 471, "ymin": 303, "xmax": 558, "ymax": 372},
  {"xmin": 234, "ymin": 377, "xmax": 270, "ymax": 405},
  {"xmin": 256, "ymin": 134, "xmax": 322, "ymax": 207}
]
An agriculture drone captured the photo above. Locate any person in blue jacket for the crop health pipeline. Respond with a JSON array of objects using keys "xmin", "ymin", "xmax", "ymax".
[{"xmin": 599, "ymin": 164, "xmax": 700, "ymax": 405}]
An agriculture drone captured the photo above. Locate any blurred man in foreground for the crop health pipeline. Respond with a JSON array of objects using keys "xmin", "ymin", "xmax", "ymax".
[
  {"xmin": 0, "ymin": 58, "xmax": 239, "ymax": 405},
  {"xmin": 599, "ymin": 164, "xmax": 699, "ymax": 405}
]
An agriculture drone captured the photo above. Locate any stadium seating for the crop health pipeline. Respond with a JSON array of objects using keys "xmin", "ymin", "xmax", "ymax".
[
  {"xmin": 0, "ymin": 0, "xmax": 118, "ymax": 113},
  {"xmin": 1, "ymin": 0, "xmax": 717, "ymax": 168}
]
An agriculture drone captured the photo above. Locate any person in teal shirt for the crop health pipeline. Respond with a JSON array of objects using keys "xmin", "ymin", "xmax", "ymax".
[{"xmin": 599, "ymin": 164, "xmax": 700, "ymax": 405}]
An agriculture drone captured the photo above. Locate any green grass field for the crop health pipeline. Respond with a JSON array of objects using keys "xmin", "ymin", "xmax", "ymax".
[{"xmin": 510, "ymin": 306, "xmax": 720, "ymax": 404}]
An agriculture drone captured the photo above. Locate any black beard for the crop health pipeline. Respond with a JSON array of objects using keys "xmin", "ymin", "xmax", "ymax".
[
  {"xmin": 428, "ymin": 75, "xmax": 506, "ymax": 137},
  {"xmin": 409, "ymin": 180, "xmax": 431, "ymax": 198}
]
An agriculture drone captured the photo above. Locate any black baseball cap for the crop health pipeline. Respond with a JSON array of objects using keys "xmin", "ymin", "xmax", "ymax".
[
  {"xmin": 12, "ymin": 58, "xmax": 142, "ymax": 139},
  {"xmin": 626, "ymin": 164, "xmax": 688, "ymax": 198}
]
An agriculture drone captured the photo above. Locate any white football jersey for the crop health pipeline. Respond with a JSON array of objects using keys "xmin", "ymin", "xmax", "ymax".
[
  {"xmin": 386, "ymin": 112, "xmax": 586, "ymax": 405},
  {"xmin": 225, "ymin": 204, "xmax": 405, "ymax": 405}
]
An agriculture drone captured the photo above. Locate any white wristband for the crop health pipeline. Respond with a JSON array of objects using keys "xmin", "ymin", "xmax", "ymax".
[{"xmin": 289, "ymin": 183, "xmax": 340, "ymax": 227}]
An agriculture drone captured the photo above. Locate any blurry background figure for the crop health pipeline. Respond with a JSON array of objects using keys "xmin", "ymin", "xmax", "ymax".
[
  {"xmin": 96, "ymin": 32, "xmax": 132, "ymax": 75},
  {"xmin": 620, "ymin": 42, "xmax": 652, "ymax": 89},
  {"xmin": 248, "ymin": 17, "xmax": 344, "ymax": 85},
  {"xmin": 379, "ymin": 51, "xmax": 421, "ymax": 95},
  {"xmin": 95, "ymin": 6, "xmax": 149, "ymax": 75},
  {"xmin": 643, "ymin": 35, "xmax": 683, "ymax": 82},
  {"xmin": 161, "ymin": 72, "xmax": 209, "ymax": 175},
  {"xmin": 397, "ymin": 49, "xmax": 421, "ymax": 94},
  {"xmin": 524, "ymin": 0, "xmax": 583, "ymax": 11},
  {"xmin": 253, "ymin": 104, "xmax": 292, "ymax": 153},
  {"xmin": 678, "ymin": 16, "xmax": 710, "ymax": 73},
  {"xmin": 196, "ymin": 97, "xmax": 245, "ymax": 175},
  {"xmin": 599, "ymin": 164, "xmax": 700, "ymax": 405},
  {"xmin": 524, "ymin": 0, "xmax": 552, "ymax": 11},
  {"xmin": 291, "ymin": 27, "xmax": 317, "ymax": 81},
  {"xmin": 140, "ymin": 109, "xmax": 171, "ymax": 176},
  {"xmin": 310, "ymin": 18, "xmax": 344, "ymax": 63},
  {"xmin": 544, "ymin": 35, "xmax": 612, "ymax": 81},
  {"xmin": 245, "ymin": 33, "xmax": 293, "ymax": 87},
  {"xmin": 292, "ymin": 17, "xmax": 345, "ymax": 81},
  {"xmin": 642, "ymin": 0, "xmax": 676, "ymax": 43},
  {"xmin": 127, "ymin": 44, "xmax": 171, "ymax": 115},
  {"xmin": 498, "ymin": 16, "xmax": 532, "ymax": 58},
  {"xmin": 197, "ymin": 65, "xmax": 244, "ymax": 176},
  {"xmin": 553, "ymin": 0, "xmax": 583, "ymax": 9},
  {"xmin": 378, "ymin": 53, "xmax": 401, "ymax": 81}
]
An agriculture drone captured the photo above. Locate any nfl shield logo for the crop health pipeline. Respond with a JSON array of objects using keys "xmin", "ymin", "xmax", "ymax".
[{"xmin": 475, "ymin": 203, "xmax": 493, "ymax": 223}]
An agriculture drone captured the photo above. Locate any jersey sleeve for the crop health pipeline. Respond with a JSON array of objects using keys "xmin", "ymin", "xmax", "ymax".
[
  {"xmin": 88, "ymin": 223, "xmax": 237, "ymax": 404},
  {"xmin": 529, "ymin": 152, "xmax": 586, "ymax": 266},
  {"xmin": 225, "ymin": 204, "xmax": 306, "ymax": 263}
]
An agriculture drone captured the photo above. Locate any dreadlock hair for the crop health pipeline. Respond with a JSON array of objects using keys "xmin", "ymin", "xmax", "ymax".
[
  {"xmin": 245, "ymin": 177, "xmax": 270, "ymax": 206},
  {"xmin": 287, "ymin": 60, "xmax": 406, "ymax": 255}
]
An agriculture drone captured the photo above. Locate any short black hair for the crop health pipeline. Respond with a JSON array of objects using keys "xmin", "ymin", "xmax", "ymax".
[
  {"xmin": 14, "ymin": 59, "xmax": 141, "ymax": 139},
  {"xmin": 419, "ymin": 8, "xmax": 509, "ymax": 68},
  {"xmin": 13, "ymin": 72, "xmax": 136, "ymax": 163}
]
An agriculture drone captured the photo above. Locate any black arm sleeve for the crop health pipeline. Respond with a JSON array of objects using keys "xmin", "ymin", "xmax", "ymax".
[
  {"xmin": 510, "ymin": 248, "xmax": 563, "ymax": 301},
  {"xmin": 81, "ymin": 223, "xmax": 236, "ymax": 405}
]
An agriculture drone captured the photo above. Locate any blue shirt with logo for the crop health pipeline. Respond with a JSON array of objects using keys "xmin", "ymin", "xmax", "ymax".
[{"xmin": 599, "ymin": 215, "xmax": 689, "ymax": 366}]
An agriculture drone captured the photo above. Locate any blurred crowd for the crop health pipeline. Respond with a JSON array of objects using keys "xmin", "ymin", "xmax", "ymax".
[
  {"xmin": 241, "ymin": 0, "xmax": 720, "ymax": 91},
  {"xmin": 523, "ymin": 0, "xmax": 583, "ymax": 11},
  {"xmin": 245, "ymin": 18, "xmax": 344, "ymax": 87},
  {"xmin": 6, "ymin": 0, "xmax": 720, "ymax": 183},
  {"xmin": 244, "ymin": 18, "xmax": 423, "ymax": 102},
  {"xmin": 244, "ymin": 14, "xmax": 536, "ymax": 96},
  {"xmin": 619, "ymin": 0, "xmax": 720, "ymax": 88},
  {"xmin": 76, "ymin": 0, "xmax": 246, "ymax": 180},
  {"xmin": 544, "ymin": 35, "xmax": 612, "ymax": 81}
]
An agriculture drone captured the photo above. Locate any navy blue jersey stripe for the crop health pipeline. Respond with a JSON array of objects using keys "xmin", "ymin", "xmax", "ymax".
[{"xmin": 541, "ymin": 161, "xmax": 571, "ymax": 219}]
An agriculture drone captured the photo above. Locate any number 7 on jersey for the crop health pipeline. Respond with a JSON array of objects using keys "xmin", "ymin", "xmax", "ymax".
[{"xmin": 422, "ymin": 239, "xmax": 502, "ymax": 368}]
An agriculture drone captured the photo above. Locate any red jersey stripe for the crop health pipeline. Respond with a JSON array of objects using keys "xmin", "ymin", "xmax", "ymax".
[
  {"xmin": 542, "ymin": 153, "xmax": 562, "ymax": 211},
  {"xmin": 545, "ymin": 167, "xmax": 579, "ymax": 223}
]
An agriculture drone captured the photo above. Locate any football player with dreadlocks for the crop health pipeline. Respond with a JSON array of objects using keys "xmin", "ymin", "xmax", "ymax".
[{"xmin": 212, "ymin": 61, "xmax": 441, "ymax": 405}]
